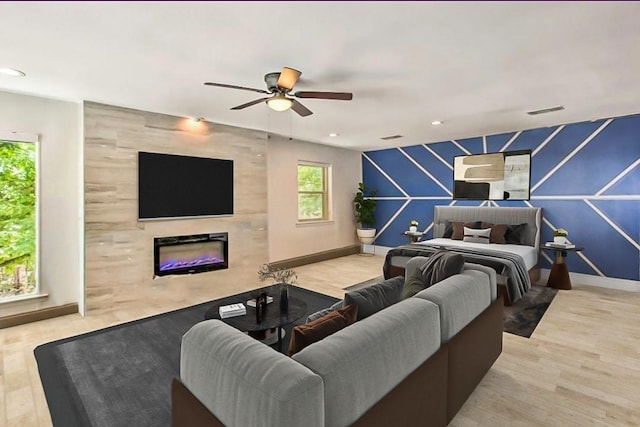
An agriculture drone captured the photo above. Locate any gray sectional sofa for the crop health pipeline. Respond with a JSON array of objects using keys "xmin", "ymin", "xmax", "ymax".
[{"xmin": 172, "ymin": 263, "xmax": 503, "ymax": 427}]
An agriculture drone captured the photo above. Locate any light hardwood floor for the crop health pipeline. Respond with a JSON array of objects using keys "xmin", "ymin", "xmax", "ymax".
[{"xmin": 1, "ymin": 254, "xmax": 639, "ymax": 426}]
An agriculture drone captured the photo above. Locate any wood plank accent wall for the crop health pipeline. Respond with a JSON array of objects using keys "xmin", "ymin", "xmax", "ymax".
[{"xmin": 84, "ymin": 102, "xmax": 269, "ymax": 315}]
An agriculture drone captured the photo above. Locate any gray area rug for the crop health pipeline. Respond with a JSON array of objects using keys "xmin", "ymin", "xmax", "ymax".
[
  {"xmin": 503, "ymin": 284, "xmax": 558, "ymax": 338},
  {"xmin": 344, "ymin": 277, "xmax": 557, "ymax": 339},
  {"xmin": 34, "ymin": 286, "xmax": 339, "ymax": 427}
]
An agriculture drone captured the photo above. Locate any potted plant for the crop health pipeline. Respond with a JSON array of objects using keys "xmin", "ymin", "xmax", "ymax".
[
  {"xmin": 409, "ymin": 220, "xmax": 419, "ymax": 233},
  {"xmin": 553, "ymin": 228, "xmax": 568, "ymax": 244},
  {"xmin": 353, "ymin": 182, "xmax": 378, "ymax": 245}
]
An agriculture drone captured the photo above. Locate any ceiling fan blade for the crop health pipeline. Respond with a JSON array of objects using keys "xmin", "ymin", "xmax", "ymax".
[
  {"xmin": 230, "ymin": 97, "xmax": 270, "ymax": 110},
  {"xmin": 204, "ymin": 82, "xmax": 270, "ymax": 94},
  {"xmin": 291, "ymin": 99, "xmax": 313, "ymax": 117},
  {"xmin": 277, "ymin": 67, "xmax": 302, "ymax": 91},
  {"xmin": 293, "ymin": 91, "xmax": 353, "ymax": 100}
]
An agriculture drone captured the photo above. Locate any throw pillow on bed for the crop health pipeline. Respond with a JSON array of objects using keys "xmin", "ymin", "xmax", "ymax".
[
  {"xmin": 401, "ymin": 250, "xmax": 465, "ymax": 299},
  {"xmin": 504, "ymin": 223, "xmax": 528, "ymax": 245},
  {"xmin": 463, "ymin": 226, "xmax": 491, "ymax": 244},
  {"xmin": 288, "ymin": 304, "xmax": 358, "ymax": 356},
  {"xmin": 480, "ymin": 222, "xmax": 508, "ymax": 244},
  {"xmin": 343, "ymin": 276, "xmax": 404, "ymax": 320},
  {"xmin": 450, "ymin": 221, "xmax": 482, "ymax": 240}
]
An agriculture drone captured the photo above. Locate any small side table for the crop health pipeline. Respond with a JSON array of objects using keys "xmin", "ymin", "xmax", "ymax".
[
  {"xmin": 542, "ymin": 245, "xmax": 584, "ymax": 290},
  {"xmin": 403, "ymin": 231, "xmax": 425, "ymax": 244}
]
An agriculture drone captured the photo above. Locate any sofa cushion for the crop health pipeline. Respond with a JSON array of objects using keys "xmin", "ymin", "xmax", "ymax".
[
  {"xmin": 344, "ymin": 276, "xmax": 404, "ymax": 320},
  {"xmin": 306, "ymin": 300, "xmax": 344, "ymax": 323},
  {"xmin": 288, "ymin": 304, "xmax": 358, "ymax": 356},
  {"xmin": 414, "ymin": 269, "xmax": 492, "ymax": 343},
  {"xmin": 180, "ymin": 320, "xmax": 324, "ymax": 427},
  {"xmin": 293, "ymin": 297, "xmax": 441, "ymax": 427},
  {"xmin": 401, "ymin": 251, "xmax": 465, "ymax": 299}
]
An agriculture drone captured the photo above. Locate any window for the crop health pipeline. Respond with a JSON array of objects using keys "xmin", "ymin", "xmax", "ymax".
[
  {"xmin": 0, "ymin": 139, "xmax": 37, "ymax": 300},
  {"xmin": 297, "ymin": 163, "xmax": 330, "ymax": 222}
]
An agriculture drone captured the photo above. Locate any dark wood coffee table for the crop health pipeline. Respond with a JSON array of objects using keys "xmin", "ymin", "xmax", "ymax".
[{"xmin": 204, "ymin": 285, "xmax": 308, "ymax": 351}]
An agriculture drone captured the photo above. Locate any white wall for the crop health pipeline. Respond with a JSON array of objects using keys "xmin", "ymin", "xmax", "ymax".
[
  {"xmin": 0, "ymin": 90, "xmax": 81, "ymax": 316},
  {"xmin": 267, "ymin": 135, "xmax": 362, "ymax": 261}
]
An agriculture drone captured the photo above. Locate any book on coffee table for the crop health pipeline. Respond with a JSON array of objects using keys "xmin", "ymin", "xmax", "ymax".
[
  {"xmin": 219, "ymin": 303, "xmax": 246, "ymax": 318},
  {"xmin": 247, "ymin": 296, "xmax": 274, "ymax": 307}
]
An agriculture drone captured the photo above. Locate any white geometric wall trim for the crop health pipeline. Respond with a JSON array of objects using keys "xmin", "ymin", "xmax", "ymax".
[
  {"xmin": 363, "ymin": 114, "xmax": 640, "ymax": 281},
  {"xmin": 499, "ymin": 130, "xmax": 523, "ymax": 153},
  {"xmin": 531, "ymin": 119, "xmax": 611, "ymax": 192}
]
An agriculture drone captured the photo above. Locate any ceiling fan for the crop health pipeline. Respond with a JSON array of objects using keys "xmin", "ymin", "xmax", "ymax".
[{"xmin": 204, "ymin": 67, "xmax": 353, "ymax": 117}]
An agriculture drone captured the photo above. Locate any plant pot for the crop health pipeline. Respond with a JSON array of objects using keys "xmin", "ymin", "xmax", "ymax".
[
  {"xmin": 409, "ymin": 226, "xmax": 418, "ymax": 233},
  {"xmin": 356, "ymin": 228, "xmax": 376, "ymax": 244},
  {"xmin": 554, "ymin": 236, "xmax": 567, "ymax": 244}
]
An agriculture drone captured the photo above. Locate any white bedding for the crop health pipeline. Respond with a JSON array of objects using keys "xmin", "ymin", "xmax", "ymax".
[{"xmin": 415, "ymin": 238, "xmax": 539, "ymax": 271}]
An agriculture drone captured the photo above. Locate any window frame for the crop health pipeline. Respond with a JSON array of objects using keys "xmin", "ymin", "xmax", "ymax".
[
  {"xmin": 297, "ymin": 161, "xmax": 332, "ymax": 223},
  {"xmin": 0, "ymin": 132, "xmax": 40, "ymax": 303}
]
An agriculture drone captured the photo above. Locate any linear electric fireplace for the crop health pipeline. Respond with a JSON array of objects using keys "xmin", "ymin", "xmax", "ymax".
[{"xmin": 153, "ymin": 232, "xmax": 228, "ymax": 277}]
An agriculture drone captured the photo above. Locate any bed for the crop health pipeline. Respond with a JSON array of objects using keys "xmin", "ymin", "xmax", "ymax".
[{"xmin": 383, "ymin": 206, "xmax": 542, "ymax": 304}]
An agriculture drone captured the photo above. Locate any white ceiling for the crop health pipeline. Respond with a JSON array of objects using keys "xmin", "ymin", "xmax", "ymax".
[{"xmin": 1, "ymin": 2, "xmax": 639, "ymax": 151}]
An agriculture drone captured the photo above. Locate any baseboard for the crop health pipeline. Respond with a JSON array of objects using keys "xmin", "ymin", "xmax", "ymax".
[
  {"xmin": 0, "ymin": 303, "xmax": 79, "ymax": 329},
  {"xmin": 270, "ymin": 245, "xmax": 360, "ymax": 270},
  {"xmin": 539, "ymin": 269, "xmax": 640, "ymax": 292}
]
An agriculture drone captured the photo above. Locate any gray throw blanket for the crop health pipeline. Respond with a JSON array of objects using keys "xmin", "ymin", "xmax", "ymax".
[{"xmin": 384, "ymin": 243, "xmax": 531, "ymax": 302}]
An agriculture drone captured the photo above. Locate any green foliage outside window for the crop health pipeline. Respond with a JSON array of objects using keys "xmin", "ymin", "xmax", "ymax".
[
  {"xmin": 0, "ymin": 141, "xmax": 37, "ymax": 298},
  {"xmin": 298, "ymin": 164, "xmax": 328, "ymax": 221}
]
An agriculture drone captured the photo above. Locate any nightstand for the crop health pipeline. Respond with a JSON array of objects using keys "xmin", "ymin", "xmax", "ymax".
[{"xmin": 542, "ymin": 244, "xmax": 584, "ymax": 290}]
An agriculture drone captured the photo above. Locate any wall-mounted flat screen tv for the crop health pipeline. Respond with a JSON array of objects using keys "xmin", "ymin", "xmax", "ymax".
[
  {"xmin": 138, "ymin": 151, "xmax": 233, "ymax": 220},
  {"xmin": 453, "ymin": 149, "xmax": 531, "ymax": 200}
]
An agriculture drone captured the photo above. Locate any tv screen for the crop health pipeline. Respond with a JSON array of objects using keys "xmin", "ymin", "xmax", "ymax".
[
  {"xmin": 453, "ymin": 150, "xmax": 531, "ymax": 200},
  {"xmin": 138, "ymin": 151, "xmax": 233, "ymax": 220}
]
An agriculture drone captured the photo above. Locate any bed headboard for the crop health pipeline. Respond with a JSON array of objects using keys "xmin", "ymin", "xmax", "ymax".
[{"xmin": 433, "ymin": 206, "xmax": 542, "ymax": 248}]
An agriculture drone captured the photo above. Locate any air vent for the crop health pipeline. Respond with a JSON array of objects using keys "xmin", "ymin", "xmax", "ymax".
[
  {"xmin": 380, "ymin": 134, "xmax": 404, "ymax": 141},
  {"xmin": 527, "ymin": 106, "xmax": 565, "ymax": 115}
]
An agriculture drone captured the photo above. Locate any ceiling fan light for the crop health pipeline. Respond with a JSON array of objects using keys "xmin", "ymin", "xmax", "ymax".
[{"xmin": 267, "ymin": 95, "xmax": 293, "ymax": 112}]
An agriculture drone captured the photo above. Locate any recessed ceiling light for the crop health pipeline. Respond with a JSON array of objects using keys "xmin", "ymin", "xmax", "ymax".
[
  {"xmin": 0, "ymin": 68, "xmax": 26, "ymax": 77},
  {"xmin": 431, "ymin": 120, "xmax": 443, "ymax": 126},
  {"xmin": 329, "ymin": 132, "xmax": 339, "ymax": 137}
]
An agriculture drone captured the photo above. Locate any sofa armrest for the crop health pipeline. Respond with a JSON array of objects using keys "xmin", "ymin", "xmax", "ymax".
[
  {"xmin": 180, "ymin": 320, "xmax": 324, "ymax": 427},
  {"xmin": 463, "ymin": 262, "xmax": 497, "ymax": 301},
  {"xmin": 415, "ymin": 270, "xmax": 491, "ymax": 343}
]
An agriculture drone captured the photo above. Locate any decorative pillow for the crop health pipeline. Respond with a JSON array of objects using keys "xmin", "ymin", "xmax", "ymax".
[
  {"xmin": 421, "ymin": 250, "xmax": 465, "ymax": 288},
  {"xmin": 442, "ymin": 221, "xmax": 453, "ymax": 238},
  {"xmin": 288, "ymin": 304, "xmax": 358, "ymax": 356},
  {"xmin": 504, "ymin": 223, "xmax": 528, "ymax": 245},
  {"xmin": 463, "ymin": 227, "xmax": 491, "ymax": 244},
  {"xmin": 401, "ymin": 256, "xmax": 431, "ymax": 300},
  {"xmin": 343, "ymin": 276, "xmax": 404, "ymax": 320},
  {"xmin": 450, "ymin": 221, "xmax": 482, "ymax": 240},
  {"xmin": 305, "ymin": 300, "xmax": 344, "ymax": 323},
  {"xmin": 480, "ymin": 222, "xmax": 508, "ymax": 244},
  {"xmin": 401, "ymin": 250, "xmax": 465, "ymax": 299}
]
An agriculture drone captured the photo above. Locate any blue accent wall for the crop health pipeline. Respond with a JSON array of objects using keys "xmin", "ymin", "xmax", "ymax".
[{"xmin": 363, "ymin": 114, "xmax": 640, "ymax": 281}]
